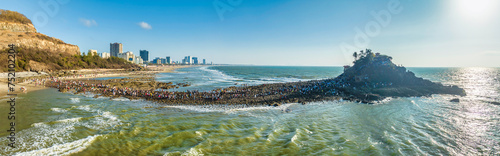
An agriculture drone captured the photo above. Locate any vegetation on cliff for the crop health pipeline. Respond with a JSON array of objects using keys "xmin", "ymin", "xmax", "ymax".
[
  {"xmin": 0, "ymin": 9, "xmax": 138, "ymax": 72},
  {"xmin": 0, "ymin": 47, "xmax": 140, "ymax": 72},
  {"xmin": 0, "ymin": 9, "xmax": 32, "ymax": 25}
]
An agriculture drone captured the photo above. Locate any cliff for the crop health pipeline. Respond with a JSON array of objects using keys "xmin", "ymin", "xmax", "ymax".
[
  {"xmin": 0, "ymin": 9, "xmax": 80, "ymax": 55},
  {"xmin": 0, "ymin": 9, "xmax": 139, "ymax": 72}
]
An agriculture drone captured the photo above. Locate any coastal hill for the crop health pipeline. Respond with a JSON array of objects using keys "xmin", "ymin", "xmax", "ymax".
[
  {"xmin": 0, "ymin": 9, "xmax": 79, "ymax": 55},
  {"xmin": 0, "ymin": 9, "xmax": 139, "ymax": 72},
  {"xmin": 334, "ymin": 49, "xmax": 466, "ymax": 102}
]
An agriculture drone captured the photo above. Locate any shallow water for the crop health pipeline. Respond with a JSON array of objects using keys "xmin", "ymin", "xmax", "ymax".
[{"xmin": 1, "ymin": 66, "xmax": 499, "ymax": 155}]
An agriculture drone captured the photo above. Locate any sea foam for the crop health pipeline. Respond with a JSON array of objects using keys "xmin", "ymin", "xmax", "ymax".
[{"xmin": 14, "ymin": 135, "xmax": 101, "ymax": 156}]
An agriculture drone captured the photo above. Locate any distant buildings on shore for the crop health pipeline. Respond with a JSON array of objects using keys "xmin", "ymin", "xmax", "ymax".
[
  {"xmin": 100, "ymin": 52, "xmax": 110, "ymax": 59},
  {"xmin": 87, "ymin": 49, "xmax": 97, "ymax": 56},
  {"xmin": 140, "ymin": 50, "xmax": 149, "ymax": 62},
  {"xmin": 151, "ymin": 55, "xmax": 209, "ymax": 65},
  {"xmin": 183, "ymin": 56, "xmax": 192, "ymax": 64},
  {"xmin": 85, "ymin": 42, "xmax": 212, "ymax": 65},
  {"xmin": 110, "ymin": 43, "xmax": 122, "ymax": 57},
  {"xmin": 193, "ymin": 57, "xmax": 198, "ymax": 64},
  {"xmin": 166, "ymin": 56, "xmax": 171, "ymax": 64}
]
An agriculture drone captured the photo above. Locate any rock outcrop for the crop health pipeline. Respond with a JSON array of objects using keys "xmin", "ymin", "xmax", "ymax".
[
  {"xmin": 335, "ymin": 50, "xmax": 466, "ymax": 102},
  {"xmin": 0, "ymin": 9, "xmax": 80, "ymax": 55}
]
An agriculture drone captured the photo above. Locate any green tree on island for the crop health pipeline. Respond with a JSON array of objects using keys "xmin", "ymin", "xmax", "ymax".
[{"xmin": 353, "ymin": 51, "xmax": 358, "ymax": 62}]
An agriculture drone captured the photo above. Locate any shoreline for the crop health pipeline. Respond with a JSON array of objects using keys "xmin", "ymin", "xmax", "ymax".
[
  {"xmin": 0, "ymin": 65, "xmax": 202, "ymax": 97},
  {"xmin": 0, "ymin": 81, "xmax": 48, "ymax": 99}
]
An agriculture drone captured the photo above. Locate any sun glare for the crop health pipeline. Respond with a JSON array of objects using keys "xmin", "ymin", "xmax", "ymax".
[{"xmin": 452, "ymin": 0, "xmax": 499, "ymax": 22}]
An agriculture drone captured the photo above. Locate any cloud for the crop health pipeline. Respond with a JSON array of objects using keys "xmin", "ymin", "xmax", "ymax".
[
  {"xmin": 79, "ymin": 18, "xmax": 97, "ymax": 27},
  {"xmin": 138, "ymin": 22, "xmax": 152, "ymax": 30}
]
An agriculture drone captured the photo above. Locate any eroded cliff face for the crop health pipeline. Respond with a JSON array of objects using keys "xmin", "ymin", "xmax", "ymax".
[
  {"xmin": 0, "ymin": 22, "xmax": 36, "ymax": 32},
  {"xmin": 0, "ymin": 21, "xmax": 80, "ymax": 55}
]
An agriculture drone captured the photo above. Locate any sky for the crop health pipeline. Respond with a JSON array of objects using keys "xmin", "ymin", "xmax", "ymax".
[{"xmin": 2, "ymin": 0, "xmax": 500, "ymax": 67}]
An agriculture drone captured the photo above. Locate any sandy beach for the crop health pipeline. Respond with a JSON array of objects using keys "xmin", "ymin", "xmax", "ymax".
[
  {"xmin": 0, "ymin": 65, "xmax": 198, "ymax": 98},
  {"xmin": 0, "ymin": 81, "xmax": 47, "ymax": 99}
]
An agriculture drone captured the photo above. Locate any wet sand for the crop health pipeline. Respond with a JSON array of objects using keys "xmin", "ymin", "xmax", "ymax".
[{"xmin": 0, "ymin": 81, "xmax": 47, "ymax": 100}]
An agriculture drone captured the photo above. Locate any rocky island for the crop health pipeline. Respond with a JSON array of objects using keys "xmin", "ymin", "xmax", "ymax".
[
  {"xmin": 332, "ymin": 49, "xmax": 466, "ymax": 103},
  {"xmin": 41, "ymin": 49, "xmax": 466, "ymax": 105}
]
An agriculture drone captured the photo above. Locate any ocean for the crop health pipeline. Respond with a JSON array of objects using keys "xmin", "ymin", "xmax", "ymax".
[{"xmin": 1, "ymin": 66, "xmax": 499, "ymax": 155}]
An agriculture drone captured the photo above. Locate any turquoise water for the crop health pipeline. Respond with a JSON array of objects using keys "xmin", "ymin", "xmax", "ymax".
[
  {"xmin": 1, "ymin": 66, "xmax": 499, "ymax": 155},
  {"xmin": 156, "ymin": 66, "xmax": 343, "ymax": 92}
]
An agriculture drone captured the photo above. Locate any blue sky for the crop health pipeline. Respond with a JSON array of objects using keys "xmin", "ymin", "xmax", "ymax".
[{"xmin": 2, "ymin": 0, "xmax": 500, "ymax": 67}]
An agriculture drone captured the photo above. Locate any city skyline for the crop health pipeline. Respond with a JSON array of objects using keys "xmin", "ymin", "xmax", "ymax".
[
  {"xmin": 2, "ymin": 0, "xmax": 500, "ymax": 67},
  {"xmin": 88, "ymin": 46, "xmax": 209, "ymax": 65}
]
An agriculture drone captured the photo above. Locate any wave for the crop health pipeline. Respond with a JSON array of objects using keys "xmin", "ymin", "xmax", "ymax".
[
  {"xmin": 255, "ymin": 77, "xmax": 308, "ymax": 83},
  {"xmin": 14, "ymin": 135, "xmax": 101, "ymax": 156},
  {"xmin": 112, "ymin": 97, "xmax": 131, "ymax": 101},
  {"xmin": 101, "ymin": 111, "xmax": 119, "ymax": 121},
  {"xmin": 1, "ymin": 106, "xmax": 122, "ymax": 155},
  {"xmin": 160, "ymin": 103, "xmax": 296, "ymax": 114},
  {"xmin": 76, "ymin": 105, "xmax": 92, "ymax": 112},
  {"xmin": 51, "ymin": 107, "xmax": 68, "ymax": 113},
  {"xmin": 70, "ymin": 98, "xmax": 80, "ymax": 103},
  {"xmin": 55, "ymin": 117, "xmax": 82, "ymax": 123},
  {"xmin": 199, "ymin": 66, "xmax": 242, "ymax": 81}
]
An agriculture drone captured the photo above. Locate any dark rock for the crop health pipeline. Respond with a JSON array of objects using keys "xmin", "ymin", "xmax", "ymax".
[
  {"xmin": 489, "ymin": 101, "xmax": 500, "ymax": 105},
  {"xmin": 365, "ymin": 94, "xmax": 382, "ymax": 101},
  {"xmin": 450, "ymin": 98, "xmax": 460, "ymax": 103}
]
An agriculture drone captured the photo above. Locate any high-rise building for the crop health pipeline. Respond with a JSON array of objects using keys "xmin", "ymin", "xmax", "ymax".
[
  {"xmin": 110, "ymin": 43, "xmax": 123, "ymax": 57},
  {"xmin": 187, "ymin": 56, "xmax": 192, "ymax": 64},
  {"xmin": 192, "ymin": 57, "xmax": 198, "ymax": 64},
  {"xmin": 139, "ymin": 50, "xmax": 149, "ymax": 62},
  {"xmin": 203, "ymin": 59, "xmax": 206, "ymax": 65},
  {"xmin": 134, "ymin": 56, "xmax": 143, "ymax": 64},
  {"xmin": 118, "ymin": 51, "xmax": 134, "ymax": 63},
  {"xmin": 152, "ymin": 57, "xmax": 161, "ymax": 64},
  {"xmin": 88, "ymin": 49, "xmax": 97, "ymax": 56},
  {"xmin": 166, "ymin": 56, "xmax": 171, "ymax": 64},
  {"xmin": 182, "ymin": 56, "xmax": 188, "ymax": 64},
  {"xmin": 100, "ymin": 52, "xmax": 110, "ymax": 59}
]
